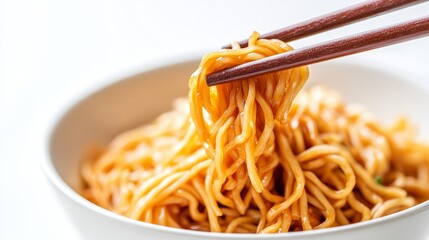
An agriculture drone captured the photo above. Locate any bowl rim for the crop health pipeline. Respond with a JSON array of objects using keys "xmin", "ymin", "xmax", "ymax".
[{"xmin": 41, "ymin": 53, "xmax": 429, "ymax": 239}]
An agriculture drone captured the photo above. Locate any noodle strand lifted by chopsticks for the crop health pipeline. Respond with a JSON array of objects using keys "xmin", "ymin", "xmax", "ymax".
[{"xmin": 81, "ymin": 32, "xmax": 429, "ymax": 233}]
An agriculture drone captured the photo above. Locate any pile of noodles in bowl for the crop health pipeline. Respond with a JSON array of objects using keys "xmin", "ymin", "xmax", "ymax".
[{"xmin": 43, "ymin": 33, "xmax": 429, "ymax": 240}]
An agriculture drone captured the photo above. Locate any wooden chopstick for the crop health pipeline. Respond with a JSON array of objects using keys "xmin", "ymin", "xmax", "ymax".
[
  {"xmin": 207, "ymin": 16, "xmax": 428, "ymax": 86},
  {"xmin": 223, "ymin": 0, "xmax": 427, "ymax": 49}
]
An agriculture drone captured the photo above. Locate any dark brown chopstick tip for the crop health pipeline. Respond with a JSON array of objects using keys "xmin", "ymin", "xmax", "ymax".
[
  {"xmin": 206, "ymin": 60, "xmax": 262, "ymax": 86},
  {"xmin": 206, "ymin": 72, "xmax": 226, "ymax": 86}
]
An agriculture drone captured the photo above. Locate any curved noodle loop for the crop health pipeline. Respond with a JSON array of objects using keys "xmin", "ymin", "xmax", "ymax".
[{"xmin": 81, "ymin": 32, "xmax": 429, "ymax": 233}]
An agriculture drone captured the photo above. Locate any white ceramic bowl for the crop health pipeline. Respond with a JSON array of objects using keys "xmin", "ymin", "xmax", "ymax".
[{"xmin": 42, "ymin": 56, "xmax": 429, "ymax": 240}]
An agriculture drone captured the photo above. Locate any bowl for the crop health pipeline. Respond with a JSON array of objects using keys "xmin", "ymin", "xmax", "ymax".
[{"xmin": 42, "ymin": 55, "xmax": 429, "ymax": 240}]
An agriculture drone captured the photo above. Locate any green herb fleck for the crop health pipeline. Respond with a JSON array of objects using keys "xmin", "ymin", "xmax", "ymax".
[{"xmin": 375, "ymin": 176, "xmax": 383, "ymax": 185}]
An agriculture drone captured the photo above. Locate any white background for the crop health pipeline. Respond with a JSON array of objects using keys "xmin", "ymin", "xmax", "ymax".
[{"xmin": 1, "ymin": 0, "xmax": 429, "ymax": 239}]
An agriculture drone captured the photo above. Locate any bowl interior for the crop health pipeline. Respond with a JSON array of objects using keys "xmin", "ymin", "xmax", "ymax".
[
  {"xmin": 50, "ymin": 59, "xmax": 429, "ymax": 194},
  {"xmin": 47, "ymin": 59, "xmax": 429, "ymax": 239}
]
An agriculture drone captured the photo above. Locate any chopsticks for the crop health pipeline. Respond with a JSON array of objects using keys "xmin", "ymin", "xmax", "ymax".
[
  {"xmin": 206, "ymin": 0, "xmax": 429, "ymax": 86},
  {"xmin": 223, "ymin": 0, "xmax": 427, "ymax": 49}
]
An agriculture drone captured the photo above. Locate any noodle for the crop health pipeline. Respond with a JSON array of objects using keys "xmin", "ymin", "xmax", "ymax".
[{"xmin": 81, "ymin": 32, "xmax": 429, "ymax": 233}]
